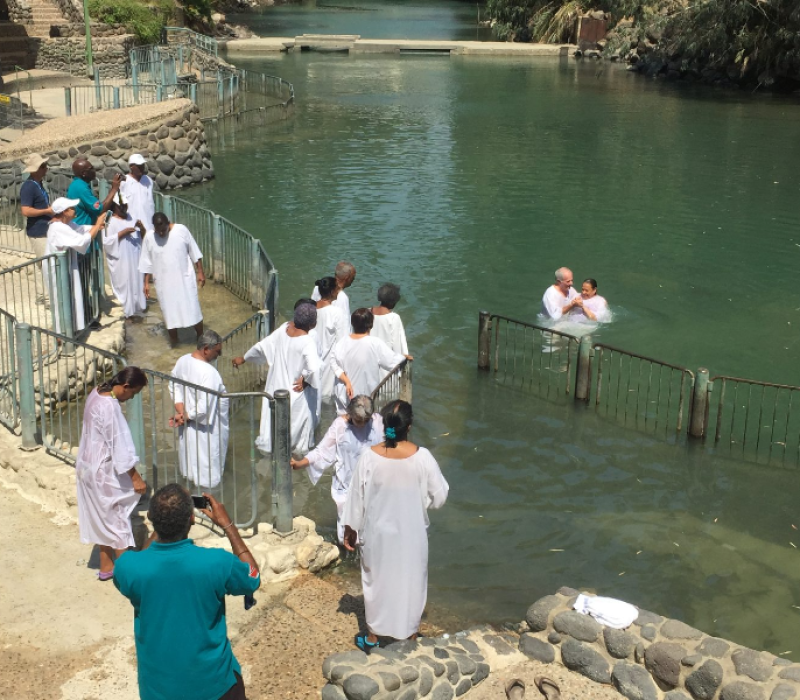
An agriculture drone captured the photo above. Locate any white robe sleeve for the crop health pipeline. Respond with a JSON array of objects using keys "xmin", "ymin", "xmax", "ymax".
[
  {"xmin": 182, "ymin": 227, "xmax": 203, "ymax": 264},
  {"xmin": 301, "ymin": 340, "xmax": 322, "ymax": 388},
  {"xmin": 396, "ymin": 316, "xmax": 409, "ymax": 355},
  {"xmin": 541, "ymin": 287, "xmax": 564, "ymax": 320},
  {"xmin": 305, "ymin": 417, "xmax": 344, "ymax": 485},
  {"xmin": 138, "ymin": 235, "xmax": 153, "ymax": 274},
  {"xmin": 106, "ymin": 402, "xmax": 139, "ymax": 475},
  {"xmin": 330, "ymin": 339, "xmax": 346, "ymax": 378},
  {"xmin": 423, "ymin": 451, "xmax": 449, "ymax": 510},
  {"xmin": 594, "ymin": 299, "xmax": 611, "ymax": 323},
  {"xmin": 376, "ymin": 338, "xmax": 405, "ymax": 371},
  {"xmin": 342, "ymin": 449, "xmax": 368, "ymax": 533},
  {"xmin": 244, "ymin": 337, "xmax": 271, "ymax": 365}
]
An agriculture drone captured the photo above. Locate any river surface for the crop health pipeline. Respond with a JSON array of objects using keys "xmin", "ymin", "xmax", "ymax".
[{"xmin": 174, "ymin": 11, "xmax": 800, "ymax": 654}]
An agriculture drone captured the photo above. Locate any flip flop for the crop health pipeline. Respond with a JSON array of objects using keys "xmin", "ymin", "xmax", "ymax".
[
  {"xmin": 97, "ymin": 570, "xmax": 114, "ymax": 581},
  {"xmin": 505, "ymin": 678, "xmax": 526, "ymax": 700},
  {"xmin": 355, "ymin": 633, "xmax": 379, "ymax": 653},
  {"xmin": 534, "ymin": 676, "xmax": 561, "ymax": 700}
]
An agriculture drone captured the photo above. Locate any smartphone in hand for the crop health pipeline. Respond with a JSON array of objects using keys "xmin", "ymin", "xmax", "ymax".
[{"xmin": 191, "ymin": 495, "xmax": 209, "ymax": 510}]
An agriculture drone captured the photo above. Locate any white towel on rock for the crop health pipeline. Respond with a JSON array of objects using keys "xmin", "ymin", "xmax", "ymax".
[{"xmin": 573, "ymin": 593, "xmax": 639, "ymax": 630}]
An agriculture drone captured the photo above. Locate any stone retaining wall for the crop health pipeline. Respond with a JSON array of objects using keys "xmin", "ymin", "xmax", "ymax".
[
  {"xmin": 321, "ymin": 634, "xmax": 491, "ymax": 700},
  {"xmin": 51, "ymin": 22, "xmax": 131, "ymax": 38},
  {"xmin": 34, "ymin": 36, "xmax": 137, "ymax": 79},
  {"xmin": 520, "ymin": 588, "xmax": 800, "ymax": 700},
  {"xmin": 7, "ymin": 0, "xmax": 33, "ymax": 24},
  {"xmin": 53, "ymin": 0, "xmax": 83, "ymax": 24},
  {"xmin": 0, "ymin": 100, "xmax": 214, "ymax": 195}
]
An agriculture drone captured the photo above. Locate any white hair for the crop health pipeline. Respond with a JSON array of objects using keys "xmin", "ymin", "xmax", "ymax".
[{"xmin": 555, "ymin": 267, "xmax": 572, "ymax": 282}]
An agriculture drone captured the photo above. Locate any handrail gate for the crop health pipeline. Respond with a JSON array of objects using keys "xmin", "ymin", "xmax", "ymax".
[{"xmin": 371, "ymin": 359, "xmax": 413, "ymax": 411}]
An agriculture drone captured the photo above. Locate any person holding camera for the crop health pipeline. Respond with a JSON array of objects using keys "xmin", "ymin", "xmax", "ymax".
[{"xmin": 114, "ymin": 484, "xmax": 260, "ymax": 700}]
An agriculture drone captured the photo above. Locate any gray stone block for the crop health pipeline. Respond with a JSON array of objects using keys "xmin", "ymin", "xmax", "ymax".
[
  {"xmin": 455, "ymin": 679, "xmax": 472, "ymax": 697},
  {"xmin": 342, "ymin": 674, "xmax": 380, "ymax": 700},
  {"xmin": 400, "ymin": 666, "xmax": 419, "ymax": 683},
  {"xmin": 771, "ymin": 685, "xmax": 798, "ymax": 700},
  {"xmin": 558, "ymin": 586, "xmax": 580, "ymax": 596},
  {"xmin": 720, "ymin": 681, "xmax": 767, "ymax": 700},
  {"xmin": 662, "ymin": 620, "xmax": 703, "ymax": 640},
  {"xmin": 434, "ymin": 647, "xmax": 450, "ymax": 659},
  {"xmin": 635, "ymin": 610, "xmax": 664, "ymax": 627},
  {"xmin": 548, "ymin": 631, "xmax": 562, "ymax": 645},
  {"xmin": 686, "ymin": 660, "xmax": 724, "ymax": 700},
  {"xmin": 553, "ymin": 611, "xmax": 602, "ymax": 642},
  {"xmin": 644, "ymin": 642, "xmax": 686, "ymax": 688},
  {"xmin": 682, "ymin": 655, "xmax": 701, "ymax": 667},
  {"xmin": 697, "ymin": 637, "xmax": 730, "ymax": 658},
  {"xmin": 641, "ymin": 626, "xmax": 657, "ymax": 642},
  {"xmin": 397, "ymin": 688, "xmax": 418, "ymax": 700},
  {"xmin": 519, "ymin": 634, "xmax": 555, "ymax": 663},
  {"xmin": 779, "ymin": 668, "xmax": 800, "ymax": 682},
  {"xmin": 774, "ymin": 659, "xmax": 793, "ymax": 667},
  {"xmin": 431, "ymin": 681, "xmax": 454, "ymax": 700},
  {"xmin": 459, "ymin": 639, "xmax": 479, "ymax": 654},
  {"xmin": 371, "ymin": 648, "xmax": 405, "ymax": 663},
  {"xmin": 611, "ymin": 661, "xmax": 659, "ymax": 700},
  {"xmin": 419, "ymin": 667, "xmax": 434, "ymax": 696},
  {"xmin": 635, "ymin": 643, "xmax": 646, "ymax": 664},
  {"xmin": 733, "ymin": 649, "xmax": 774, "ymax": 682},
  {"xmin": 378, "ymin": 672, "xmax": 401, "ymax": 692},
  {"xmin": 169, "ymin": 126, "xmax": 185, "ymax": 139},
  {"xmin": 445, "ymin": 660, "xmax": 459, "ymax": 684},
  {"xmin": 561, "ymin": 638, "xmax": 611, "ymax": 684},
  {"xmin": 323, "ymin": 651, "xmax": 368, "ymax": 678},
  {"xmin": 322, "ymin": 684, "xmax": 347, "ymax": 700},
  {"xmin": 665, "ymin": 693, "xmax": 692, "ymax": 700},
  {"xmin": 331, "ymin": 666, "xmax": 352, "ymax": 682},
  {"xmin": 526, "ymin": 595, "xmax": 562, "ymax": 632},
  {"xmin": 421, "ymin": 657, "xmax": 446, "ymax": 677},
  {"xmin": 471, "ymin": 663, "xmax": 490, "ymax": 685},
  {"xmin": 454, "ymin": 654, "xmax": 476, "ymax": 675},
  {"xmin": 605, "ymin": 628, "xmax": 638, "ymax": 659}
]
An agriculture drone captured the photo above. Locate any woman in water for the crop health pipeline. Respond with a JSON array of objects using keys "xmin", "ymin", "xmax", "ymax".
[
  {"xmin": 342, "ymin": 400, "xmax": 449, "ymax": 650},
  {"xmin": 573, "ymin": 278, "xmax": 611, "ymax": 323},
  {"xmin": 314, "ymin": 276, "xmax": 349, "ymax": 402},
  {"xmin": 75, "ymin": 366, "xmax": 148, "ymax": 580}
]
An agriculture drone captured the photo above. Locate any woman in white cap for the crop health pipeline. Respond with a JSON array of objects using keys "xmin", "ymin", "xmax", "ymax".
[
  {"xmin": 120, "ymin": 154, "xmax": 155, "ymax": 229},
  {"xmin": 103, "ymin": 193, "xmax": 146, "ymax": 319},
  {"xmin": 46, "ymin": 197, "xmax": 106, "ymax": 333}
]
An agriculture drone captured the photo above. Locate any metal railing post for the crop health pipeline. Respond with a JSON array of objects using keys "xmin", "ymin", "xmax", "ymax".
[
  {"xmin": 257, "ymin": 309, "xmax": 270, "ymax": 341},
  {"xmin": 113, "ymin": 86, "xmax": 120, "ymax": 110},
  {"xmin": 15, "ymin": 323, "xmax": 39, "ymax": 449},
  {"xmin": 575, "ymin": 334, "xmax": 592, "ymax": 401},
  {"xmin": 156, "ymin": 85, "xmax": 163, "ymax": 102},
  {"xmin": 127, "ymin": 392, "xmax": 146, "ymax": 474},
  {"xmin": 400, "ymin": 361, "xmax": 413, "ymax": 403},
  {"xmin": 190, "ymin": 83, "xmax": 197, "ymax": 104},
  {"xmin": 212, "ymin": 214, "xmax": 224, "ymax": 283},
  {"xmin": 689, "ymin": 368, "xmax": 710, "ymax": 438},
  {"xmin": 250, "ymin": 238, "xmax": 260, "ymax": 307},
  {"xmin": 64, "ymin": 87, "xmax": 72, "ymax": 116},
  {"xmin": 478, "ymin": 310, "xmax": 492, "ymax": 370},
  {"xmin": 272, "ymin": 389, "xmax": 293, "ymax": 533},
  {"xmin": 55, "ymin": 251, "xmax": 75, "ymax": 338},
  {"xmin": 131, "ymin": 57, "xmax": 139, "ymax": 102},
  {"xmin": 94, "ymin": 66, "xmax": 101, "ymax": 108},
  {"xmin": 161, "ymin": 194, "xmax": 173, "ymax": 222}
]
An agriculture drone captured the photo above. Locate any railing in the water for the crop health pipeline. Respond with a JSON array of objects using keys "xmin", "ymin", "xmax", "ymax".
[
  {"xmin": 478, "ymin": 309, "xmax": 800, "ymax": 467},
  {"xmin": 216, "ymin": 311, "xmax": 270, "ymax": 394},
  {"xmin": 478, "ymin": 311, "xmax": 581, "ymax": 399},
  {"xmin": 371, "ymin": 359, "xmax": 413, "ymax": 411}
]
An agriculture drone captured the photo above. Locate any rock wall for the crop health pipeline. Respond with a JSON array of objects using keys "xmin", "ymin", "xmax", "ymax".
[
  {"xmin": 53, "ymin": 0, "xmax": 83, "ymax": 24},
  {"xmin": 0, "ymin": 100, "xmax": 214, "ymax": 195},
  {"xmin": 34, "ymin": 35, "xmax": 136, "ymax": 79},
  {"xmin": 7, "ymin": 0, "xmax": 33, "ymax": 23},
  {"xmin": 520, "ymin": 587, "xmax": 800, "ymax": 700},
  {"xmin": 51, "ymin": 22, "xmax": 131, "ymax": 38}
]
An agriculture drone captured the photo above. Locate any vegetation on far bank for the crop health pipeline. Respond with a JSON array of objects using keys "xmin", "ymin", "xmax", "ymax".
[
  {"xmin": 89, "ymin": 0, "xmax": 215, "ymax": 44},
  {"xmin": 485, "ymin": 0, "xmax": 800, "ymax": 89}
]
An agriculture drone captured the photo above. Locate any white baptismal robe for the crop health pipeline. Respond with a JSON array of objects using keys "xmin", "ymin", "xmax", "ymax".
[
  {"xmin": 244, "ymin": 323, "xmax": 321, "ymax": 455},
  {"xmin": 120, "ymin": 173, "xmax": 155, "ymax": 229},
  {"xmin": 45, "ymin": 220, "xmax": 93, "ymax": 332},
  {"xmin": 103, "ymin": 215, "xmax": 146, "ymax": 318},
  {"xmin": 315, "ymin": 304, "xmax": 349, "ymax": 401},
  {"xmin": 540, "ymin": 285, "xmax": 579, "ymax": 321},
  {"xmin": 330, "ymin": 336, "xmax": 405, "ymax": 413},
  {"xmin": 343, "ymin": 447, "xmax": 449, "ymax": 639},
  {"xmin": 75, "ymin": 389, "xmax": 141, "ymax": 549},
  {"xmin": 169, "ymin": 354, "xmax": 229, "ymax": 489},
  {"xmin": 371, "ymin": 312, "xmax": 409, "ymax": 354},
  {"xmin": 312, "ymin": 286, "xmax": 351, "ymax": 327},
  {"xmin": 305, "ymin": 413, "xmax": 383, "ymax": 541},
  {"xmin": 570, "ymin": 294, "xmax": 611, "ymax": 323},
  {"xmin": 138, "ymin": 224, "xmax": 203, "ymax": 330}
]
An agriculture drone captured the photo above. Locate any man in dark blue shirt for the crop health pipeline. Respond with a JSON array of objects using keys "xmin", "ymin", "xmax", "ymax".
[
  {"xmin": 19, "ymin": 153, "xmax": 53, "ymax": 258},
  {"xmin": 115, "ymin": 485, "xmax": 260, "ymax": 700}
]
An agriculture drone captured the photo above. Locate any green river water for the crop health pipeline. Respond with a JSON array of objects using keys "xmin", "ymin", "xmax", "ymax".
[{"xmin": 178, "ymin": 3, "xmax": 800, "ymax": 654}]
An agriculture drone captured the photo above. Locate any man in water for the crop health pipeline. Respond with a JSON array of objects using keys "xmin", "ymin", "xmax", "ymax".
[
  {"xmin": 540, "ymin": 266, "xmax": 581, "ymax": 321},
  {"xmin": 120, "ymin": 154, "xmax": 155, "ymax": 230}
]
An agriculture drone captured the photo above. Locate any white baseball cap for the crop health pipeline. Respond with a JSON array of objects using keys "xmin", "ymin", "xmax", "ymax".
[
  {"xmin": 51, "ymin": 197, "xmax": 81, "ymax": 214},
  {"xmin": 128, "ymin": 153, "xmax": 146, "ymax": 166}
]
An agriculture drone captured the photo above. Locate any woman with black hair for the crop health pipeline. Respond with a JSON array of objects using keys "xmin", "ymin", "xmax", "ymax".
[
  {"xmin": 75, "ymin": 366, "xmax": 148, "ymax": 580},
  {"xmin": 315, "ymin": 276, "xmax": 349, "ymax": 401},
  {"xmin": 342, "ymin": 400, "xmax": 449, "ymax": 651}
]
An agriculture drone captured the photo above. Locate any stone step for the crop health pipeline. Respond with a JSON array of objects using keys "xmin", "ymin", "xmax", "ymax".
[{"xmin": 0, "ymin": 21, "xmax": 30, "ymax": 36}]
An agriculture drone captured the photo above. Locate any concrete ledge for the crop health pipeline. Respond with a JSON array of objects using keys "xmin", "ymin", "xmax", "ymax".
[{"xmin": 0, "ymin": 69, "xmax": 93, "ymax": 94}]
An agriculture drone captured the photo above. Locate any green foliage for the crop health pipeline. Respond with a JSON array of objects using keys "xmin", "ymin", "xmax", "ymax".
[
  {"xmin": 88, "ymin": 0, "xmax": 175, "ymax": 44},
  {"xmin": 182, "ymin": 0, "xmax": 213, "ymax": 23}
]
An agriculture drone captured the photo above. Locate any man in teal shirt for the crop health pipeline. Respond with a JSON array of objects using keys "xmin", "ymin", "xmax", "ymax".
[
  {"xmin": 66, "ymin": 158, "xmax": 122, "ymax": 225},
  {"xmin": 115, "ymin": 485, "xmax": 261, "ymax": 700}
]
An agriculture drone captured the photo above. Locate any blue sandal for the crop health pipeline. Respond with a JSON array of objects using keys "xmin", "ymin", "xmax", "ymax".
[{"xmin": 355, "ymin": 633, "xmax": 380, "ymax": 652}]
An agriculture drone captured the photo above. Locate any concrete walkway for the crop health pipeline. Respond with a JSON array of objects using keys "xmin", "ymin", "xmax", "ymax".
[{"xmin": 225, "ymin": 34, "xmax": 573, "ymax": 57}]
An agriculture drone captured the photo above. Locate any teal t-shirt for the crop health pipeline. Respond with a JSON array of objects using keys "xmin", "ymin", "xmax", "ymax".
[
  {"xmin": 66, "ymin": 177, "xmax": 102, "ymax": 225},
  {"xmin": 114, "ymin": 539, "xmax": 260, "ymax": 700}
]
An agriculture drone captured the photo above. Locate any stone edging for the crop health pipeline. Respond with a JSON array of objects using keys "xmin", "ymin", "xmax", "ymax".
[{"xmin": 520, "ymin": 587, "xmax": 800, "ymax": 700}]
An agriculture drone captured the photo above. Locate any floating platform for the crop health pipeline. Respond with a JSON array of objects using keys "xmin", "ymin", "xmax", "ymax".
[{"xmin": 224, "ymin": 35, "xmax": 573, "ymax": 57}]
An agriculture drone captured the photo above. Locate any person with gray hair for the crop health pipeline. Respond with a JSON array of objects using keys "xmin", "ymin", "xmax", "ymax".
[
  {"xmin": 291, "ymin": 395, "xmax": 383, "ymax": 542},
  {"xmin": 312, "ymin": 260, "xmax": 357, "ymax": 325},
  {"xmin": 232, "ymin": 300, "xmax": 321, "ymax": 456},
  {"xmin": 169, "ymin": 328, "xmax": 229, "ymax": 489},
  {"xmin": 540, "ymin": 266, "xmax": 581, "ymax": 321}
]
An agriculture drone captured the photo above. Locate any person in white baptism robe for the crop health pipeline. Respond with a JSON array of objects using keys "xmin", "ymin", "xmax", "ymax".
[
  {"xmin": 330, "ymin": 308, "xmax": 407, "ymax": 415},
  {"xmin": 169, "ymin": 330, "xmax": 229, "ymax": 490},
  {"xmin": 540, "ymin": 266, "xmax": 581, "ymax": 321},
  {"xmin": 313, "ymin": 276, "xmax": 349, "ymax": 402},
  {"xmin": 232, "ymin": 301, "xmax": 321, "ymax": 456},
  {"xmin": 138, "ymin": 212, "xmax": 205, "ymax": 345},
  {"xmin": 569, "ymin": 278, "xmax": 612, "ymax": 323},
  {"xmin": 45, "ymin": 197, "xmax": 106, "ymax": 333},
  {"xmin": 311, "ymin": 260, "xmax": 356, "ymax": 328},
  {"xmin": 342, "ymin": 400, "xmax": 448, "ymax": 649},
  {"xmin": 291, "ymin": 395, "xmax": 383, "ymax": 542},
  {"xmin": 102, "ymin": 193, "xmax": 146, "ymax": 319},
  {"xmin": 119, "ymin": 153, "xmax": 155, "ymax": 231}
]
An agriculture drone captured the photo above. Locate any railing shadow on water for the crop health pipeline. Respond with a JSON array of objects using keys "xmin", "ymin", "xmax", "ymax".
[{"xmin": 478, "ymin": 309, "xmax": 800, "ymax": 469}]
